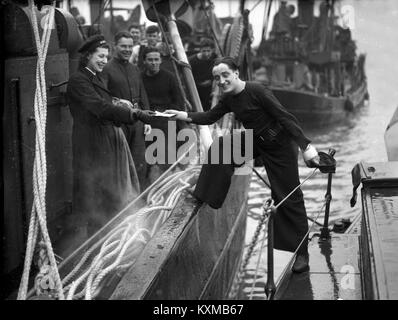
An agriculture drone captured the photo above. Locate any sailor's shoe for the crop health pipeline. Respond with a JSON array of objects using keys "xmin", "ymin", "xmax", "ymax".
[{"xmin": 292, "ymin": 253, "xmax": 310, "ymax": 273}]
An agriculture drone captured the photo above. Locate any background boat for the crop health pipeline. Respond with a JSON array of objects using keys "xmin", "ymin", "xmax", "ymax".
[{"xmin": 254, "ymin": 0, "xmax": 369, "ymax": 127}]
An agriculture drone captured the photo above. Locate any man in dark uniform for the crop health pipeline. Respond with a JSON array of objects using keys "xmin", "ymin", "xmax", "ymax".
[
  {"xmin": 188, "ymin": 38, "xmax": 217, "ymax": 111},
  {"xmin": 101, "ymin": 31, "xmax": 151, "ymax": 188},
  {"xmin": 141, "ymin": 47, "xmax": 186, "ymax": 181},
  {"xmin": 165, "ymin": 57, "xmax": 319, "ymax": 272},
  {"xmin": 134, "ymin": 25, "xmax": 161, "ymax": 71}
]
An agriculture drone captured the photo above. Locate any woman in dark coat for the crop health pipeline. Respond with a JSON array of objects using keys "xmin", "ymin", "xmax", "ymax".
[
  {"xmin": 66, "ymin": 35, "xmax": 153, "ymax": 235},
  {"xmin": 165, "ymin": 57, "xmax": 320, "ymax": 272}
]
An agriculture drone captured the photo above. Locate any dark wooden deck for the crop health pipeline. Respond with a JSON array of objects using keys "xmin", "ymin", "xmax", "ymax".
[
  {"xmin": 273, "ymin": 161, "xmax": 398, "ymax": 300},
  {"xmin": 358, "ymin": 161, "xmax": 398, "ymax": 299},
  {"xmin": 278, "ymin": 234, "xmax": 362, "ymax": 300}
]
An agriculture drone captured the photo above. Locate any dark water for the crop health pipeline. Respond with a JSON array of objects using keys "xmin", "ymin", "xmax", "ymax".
[{"xmin": 238, "ymin": 0, "xmax": 398, "ymax": 300}]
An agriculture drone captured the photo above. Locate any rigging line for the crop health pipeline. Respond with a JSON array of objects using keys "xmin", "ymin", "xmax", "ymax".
[
  {"xmin": 200, "ymin": 0, "xmax": 224, "ymax": 57},
  {"xmin": 91, "ymin": 0, "xmax": 111, "ymax": 27},
  {"xmin": 250, "ymin": 193, "xmax": 324, "ymax": 300},
  {"xmin": 294, "ymin": 201, "xmax": 326, "ymax": 256},
  {"xmin": 263, "ymin": 0, "xmax": 273, "ymax": 40},
  {"xmin": 250, "ymin": 165, "xmax": 322, "ymax": 225},
  {"xmin": 249, "ymin": 0, "xmax": 263, "ymax": 12},
  {"xmin": 276, "ymin": 201, "xmax": 327, "ymax": 285},
  {"xmin": 250, "ymin": 166, "xmax": 271, "ymax": 189},
  {"xmin": 261, "ymin": 0, "xmax": 269, "ymax": 36},
  {"xmin": 275, "ymin": 168, "xmax": 318, "ymax": 210}
]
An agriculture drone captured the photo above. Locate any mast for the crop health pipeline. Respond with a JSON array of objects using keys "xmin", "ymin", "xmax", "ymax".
[{"xmin": 89, "ymin": 0, "xmax": 102, "ymax": 26}]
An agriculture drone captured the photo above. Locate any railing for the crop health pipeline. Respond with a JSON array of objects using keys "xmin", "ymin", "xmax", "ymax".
[{"xmin": 264, "ymin": 205, "xmax": 276, "ymax": 300}]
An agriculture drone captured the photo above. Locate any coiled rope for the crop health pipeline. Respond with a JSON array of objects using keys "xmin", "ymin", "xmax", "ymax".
[
  {"xmin": 60, "ymin": 165, "xmax": 201, "ymax": 300},
  {"xmin": 17, "ymin": 0, "xmax": 65, "ymax": 300}
]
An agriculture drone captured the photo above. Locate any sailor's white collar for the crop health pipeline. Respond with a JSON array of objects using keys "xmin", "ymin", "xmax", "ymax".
[{"xmin": 85, "ymin": 67, "xmax": 96, "ymax": 76}]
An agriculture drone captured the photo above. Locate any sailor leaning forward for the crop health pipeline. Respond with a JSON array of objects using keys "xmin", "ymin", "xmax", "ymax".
[{"xmin": 165, "ymin": 56, "xmax": 320, "ymax": 273}]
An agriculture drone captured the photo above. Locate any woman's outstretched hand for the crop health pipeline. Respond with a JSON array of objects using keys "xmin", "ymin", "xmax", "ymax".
[
  {"xmin": 164, "ymin": 110, "xmax": 189, "ymax": 121},
  {"xmin": 135, "ymin": 110, "xmax": 156, "ymax": 124}
]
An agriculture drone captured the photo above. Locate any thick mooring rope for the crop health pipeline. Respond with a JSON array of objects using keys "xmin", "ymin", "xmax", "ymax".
[{"xmin": 18, "ymin": 1, "xmax": 65, "ymax": 300}]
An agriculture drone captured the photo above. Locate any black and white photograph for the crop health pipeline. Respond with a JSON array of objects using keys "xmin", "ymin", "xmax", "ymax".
[{"xmin": 1, "ymin": 0, "xmax": 398, "ymax": 308}]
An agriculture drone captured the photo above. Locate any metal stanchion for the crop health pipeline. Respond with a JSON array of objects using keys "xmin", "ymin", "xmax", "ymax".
[
  {"xmin": 264, "ymin": 205, "xmax": 277, "ymax": 300},
  {"xmin": 320, "ymin": 149, "xmax": 336, "ymax": 240}
]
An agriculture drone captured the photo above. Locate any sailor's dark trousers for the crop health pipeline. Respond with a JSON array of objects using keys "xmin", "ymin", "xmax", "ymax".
[{"xmin": 193, "ymin": 130, "xmax": 309, "ymax": 254}]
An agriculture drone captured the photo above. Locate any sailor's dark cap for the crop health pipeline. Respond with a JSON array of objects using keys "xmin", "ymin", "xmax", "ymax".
[{"xmin": 78, "ymin": 35, "xmax": 108, "ymax": 53}]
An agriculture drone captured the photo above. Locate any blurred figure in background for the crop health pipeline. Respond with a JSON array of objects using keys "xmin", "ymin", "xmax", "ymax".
[
  {"xmin": 141, "ymin": 47, "xmax": 186, "ymax": 182},
  {"xmin": 188, "ymin": 38, "xmax": 217, "ymax": 111},
  {"xmin": 156, "ymin": 41, "xmax": 176, "ymax": 74},
  {"xmin": 133, "ymin": 25, "xmax": 161, "ymax": 70},
  {"xmin": 128, "ymin": 23, "xmax": 143, "ymax": 65}
]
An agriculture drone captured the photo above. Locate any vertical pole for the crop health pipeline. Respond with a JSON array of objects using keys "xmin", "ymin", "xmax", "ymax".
[
  {"xmin": 265, "ymin": 206, "xmax": 276, "ymax": 300},
  {"xmin": 109, "ymin": 0, "xmax": 114, "ymax": 34},
  {"xmin": 89, "ymin": 0, "xmax": 102, "ymax": 27},
  {"xmin": 166, "ymin": 15, "xmax": 213, "ymax": 149},
  {"xmin": 320, "ymin": 149, "xmax": 336, "ymax": 239},
  {"xmin": 320, "ymin": 172, "xmax": 333, "ymax": 239}
]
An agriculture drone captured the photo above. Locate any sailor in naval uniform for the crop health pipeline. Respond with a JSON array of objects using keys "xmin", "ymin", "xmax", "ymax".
[{"xmin": 165, "ymin": 57, "xmax": 319, "ymax": 272}]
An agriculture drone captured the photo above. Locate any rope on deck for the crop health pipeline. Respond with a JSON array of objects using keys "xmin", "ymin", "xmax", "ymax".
[{"xmin": 60, "ymin": 165, "xmax": 201, "ymax": 300}]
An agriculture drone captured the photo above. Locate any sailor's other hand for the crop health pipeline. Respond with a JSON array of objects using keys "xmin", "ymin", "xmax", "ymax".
[
  {"xmin": 114, "ymin": 98, "xmax": 135, "ymax": 110},
  {"xmin": 302, "ymin": 144, "xmax": 320, "ymax": 168},
  {"xmin": 134, "ymin": 110, "xmax": 155, "ymax": 124},
  {"xmin": 164, "ymin": 110, "xmax": 188, "ymax": 121},
  {"xmin": 199, "ymin": 80, "xmax": 212, "ymax": 87},
  {"xmin": 144, "ymin": 124, "xmax": 152, "ymax": 135}
]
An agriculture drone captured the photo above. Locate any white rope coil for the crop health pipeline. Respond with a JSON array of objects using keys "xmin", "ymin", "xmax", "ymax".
[{"xmin": 60, "ymin": 166, "xmax": 201, "ymax": 300}]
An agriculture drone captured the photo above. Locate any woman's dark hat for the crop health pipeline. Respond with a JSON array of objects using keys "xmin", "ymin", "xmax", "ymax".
[{"xmin": 78, "ymin": 35, "xmax": 107, "ymax": 53}]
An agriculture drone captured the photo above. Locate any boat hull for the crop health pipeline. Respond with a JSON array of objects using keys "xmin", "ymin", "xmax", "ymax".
[
  {"xmin": 56, "ymin": 173, "xmax": 250, "ymax": 300},
  {"xmin": 385, "ymin": 106, "xmax": 398, "ymax": 161},
  {"xmin": 271, "ymin": 82, "xmax": 368, "ymax": 127}
]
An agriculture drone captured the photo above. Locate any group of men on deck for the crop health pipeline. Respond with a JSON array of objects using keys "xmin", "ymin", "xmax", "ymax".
[{"xmin": 100, "ymin": 25, "xmax": 217, "ymax": 187}]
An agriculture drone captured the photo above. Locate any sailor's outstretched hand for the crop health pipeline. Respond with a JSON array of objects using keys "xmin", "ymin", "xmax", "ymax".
[
  {"xmin": 302, "ymin": 144, "xmax": 320, "ymax": 168},
  {"xmin": 164, "ymin": 110, "xmax": 189, "ymax": 121}
]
